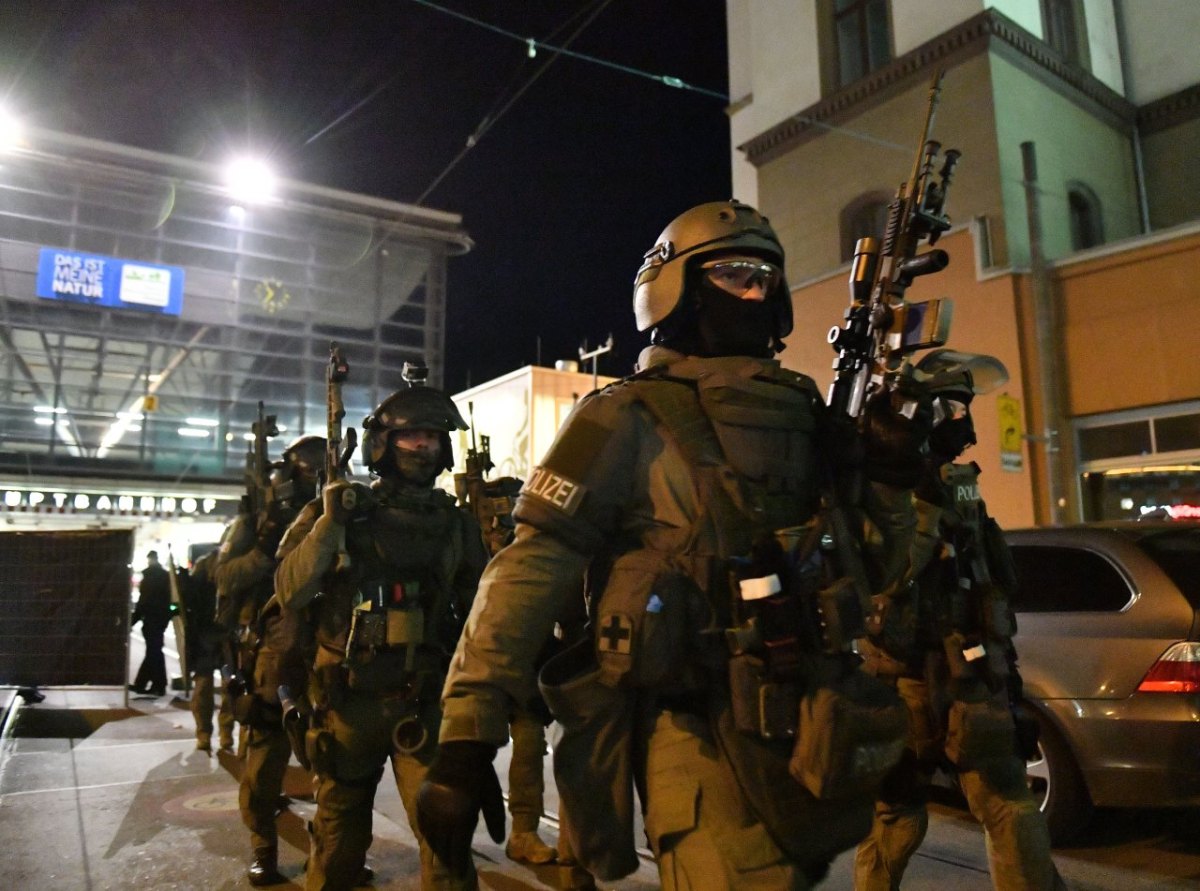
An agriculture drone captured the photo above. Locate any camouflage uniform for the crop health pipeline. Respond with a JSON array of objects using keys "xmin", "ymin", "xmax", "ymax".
[
  {"xmin": 441, "ymin": 347, "xmax": 915, "ymax": 889},
  {"xmin": 276, "ymin": 475, "xmax": 488, "ymax": 891},
  {"xmin": 183, "ymin": 547, "xmax": 235, "ymax": 751},
  {"xmin": 215, "ymin": 511, "xmax": 300, "ymax": 877},
  {"xmin": 854, "ymin": 350, "xmax": 1065, "ymax": 891},
  {"xmin": 419, "ymin": 200, "xmax": 925, "ymax": 890}
]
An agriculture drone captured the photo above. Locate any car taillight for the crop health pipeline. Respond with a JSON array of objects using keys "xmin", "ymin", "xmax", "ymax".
[{"xmin": 1137, "ymin": 642, "xmax": 1200, "ymax": 693}]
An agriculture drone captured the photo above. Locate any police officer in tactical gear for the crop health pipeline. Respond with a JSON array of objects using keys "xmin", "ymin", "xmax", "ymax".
[
  {"xmin": 416, "ymin": 200, "xmax": 928, "ymax": 889},
  {"xmin": 182, "ymin": 546, "xmax": 227, "ymax": 753},
  {"xmin": 214, "ymin": 433, "xmax": 326, "ymax": 886},
  {"xmin": 275, "ymin": 383, "xmax": 489, "ymax": 891},
  {"xmin": 854, "ymin": 350, "xmax": 1066, "ymax": 890}
]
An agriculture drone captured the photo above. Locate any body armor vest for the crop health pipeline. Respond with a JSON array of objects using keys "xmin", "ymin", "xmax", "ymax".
[{"xmin": 314, "ymin": 487, "xmax": 467, "ymax": 695}]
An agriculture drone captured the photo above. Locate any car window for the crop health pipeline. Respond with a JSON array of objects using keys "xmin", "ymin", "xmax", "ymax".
[
  {"xmin": 1134, "ymin": 531, "xmax": 1200, "ymax": 609},
  {"xmin": 1009, "ymin": 545, "xmax": 1133, "ymax": 612}
]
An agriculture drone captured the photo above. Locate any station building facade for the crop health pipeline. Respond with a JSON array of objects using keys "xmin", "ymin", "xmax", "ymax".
[{"xmin": 0, "ymin": 128, "xmax": 471, "ymax": 552}]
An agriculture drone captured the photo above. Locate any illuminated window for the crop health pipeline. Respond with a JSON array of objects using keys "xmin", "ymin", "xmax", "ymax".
[{"xmin": 832, "ymin": 0, "xmax": 891, "ymax": 88}]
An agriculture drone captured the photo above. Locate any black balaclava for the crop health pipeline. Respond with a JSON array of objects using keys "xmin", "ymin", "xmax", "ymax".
[
  {"xmin": 928, "ymin": 392, "xmax": 977, "ymax": 464},
  {"xmin": 652, "ymin": 268, "xmax": 776, "ymax": 359}
]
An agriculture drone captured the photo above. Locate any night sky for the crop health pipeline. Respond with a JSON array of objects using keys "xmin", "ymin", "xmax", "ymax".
[{"xmin": 0, "ymin": 0, "xmax": 732, "ymax": 394}]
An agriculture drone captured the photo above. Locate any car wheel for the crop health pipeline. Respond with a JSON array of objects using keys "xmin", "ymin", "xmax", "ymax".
[{"xmin": 1024, "ymin": 709, "xmax": 1093, "ymax": 846}]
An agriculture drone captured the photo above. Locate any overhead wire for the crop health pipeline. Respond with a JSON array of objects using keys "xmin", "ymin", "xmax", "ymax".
[
  {"xmin": 407, "ymin": 0, "xmax": 917, "ymax": 158},
  {"xmin": 414, "ymin": 0, "xmax": 614, "ymax": 204},
  {"xmin": 302, "ymin": 0, "xmax": 930, "ymax": 196},
  {"xmin": 406, "ymin": 0, "xmax": 728, "ymax": 101}
]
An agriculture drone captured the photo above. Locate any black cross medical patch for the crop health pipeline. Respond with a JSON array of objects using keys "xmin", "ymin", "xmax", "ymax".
[{"xmin": 597, "ymin": 612, "xmax": 634, "ymax": 656}]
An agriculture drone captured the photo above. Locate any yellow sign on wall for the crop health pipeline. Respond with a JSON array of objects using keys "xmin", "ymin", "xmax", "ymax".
[
  {"xmin": 142, "ymin": 395, "xmax": 159, "ymax": 413},
  {"xmin": 997, "ymin": 393, "xmax": 1023, "ymax": 471}
]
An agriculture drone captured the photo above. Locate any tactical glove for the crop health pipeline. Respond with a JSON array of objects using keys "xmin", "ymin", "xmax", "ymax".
[
  {"xmin": 321, "ymin": 480, "xmax": 372, "ymax": 525},
  {"xmin": 415, "ymin": 740, "xmax": 505, "ymax": 877},
  {"xmin": 255, "ymin": 503, "xmax": 289, "ymax": 556},
  {"xmin": 862, "ymin": 379, "xmax": 934, "ymax": 488}
]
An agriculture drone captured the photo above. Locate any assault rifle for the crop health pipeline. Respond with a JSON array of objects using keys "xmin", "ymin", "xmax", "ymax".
[
  {"xmin": 453, "ymin": 403, "xmax": 521, "ymax": 557},
  {"xmin": 325, "ymin": 343, "xmax": 357, "ymax": 570},
  {"xmin": 244, "ymin": 401, "xmax": 279, "ymax": 516},
  {"xmin": 827, "ymin": 69, "xmax": 959, "ymax": 420}
]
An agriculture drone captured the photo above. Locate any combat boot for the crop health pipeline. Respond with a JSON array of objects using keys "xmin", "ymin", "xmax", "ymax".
[
  {"xmin": 248, "ymin": 845, "xmax": 285, "ymax": 886},
  {"xmin": 505, "ymin": 829, "xmax": 557, "ymax": 864},
  {"xmin": 195, "ymin": 733, "xmax": 212, "ymax": 753}
]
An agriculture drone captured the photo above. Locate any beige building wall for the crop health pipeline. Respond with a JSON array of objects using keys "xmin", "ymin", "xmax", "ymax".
[
  {"xmin": 991, "ymin": 52, "xmax": 1140, "ymax": 266},
  {"xmin": 756, "ymin": 52, "xmax": 1007, "ymax": 282},
  {"xmin": 1056, "ymin": 226, "xmax": 1200, "ymax": 417}
]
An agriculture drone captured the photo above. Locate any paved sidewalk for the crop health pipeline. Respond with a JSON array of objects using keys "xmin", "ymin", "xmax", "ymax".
[
  {"xmin": 3, "ymin": 684, "xmax": 1156, "ymax": 890},
  {"xmin": 0, "ymin": 686, "xmax": 659, "ymax": 890}
]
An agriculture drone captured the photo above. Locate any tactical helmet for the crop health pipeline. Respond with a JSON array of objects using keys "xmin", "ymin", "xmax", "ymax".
[
  {"xmin": 633, "ymin": 200, "xmax": 792, "ymax": 338},
  {"xmin": 914, "ymin": 349, "xmax": 1009, "ymax": 400},
  {"xmin": 280, "ymin": 435, "xmax": 326, "ymax": 483},
  {"xmin": 271, "ymin": 434, "xmax": 326, "ymax": 504},
  {"xmin": 361, "ymin": 385, "xmax": 468, "ymax": 474}
]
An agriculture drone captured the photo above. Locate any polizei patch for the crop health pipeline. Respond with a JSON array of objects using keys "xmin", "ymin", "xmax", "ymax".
[{"xmin": 521, "ymin": 466, "xmax": 586, "ymax": 515}]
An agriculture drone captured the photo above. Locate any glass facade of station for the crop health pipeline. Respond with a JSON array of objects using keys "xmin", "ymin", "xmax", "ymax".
[{"xmin": 0, "ymin": 129, "xmax": 471, "ymax": 524}]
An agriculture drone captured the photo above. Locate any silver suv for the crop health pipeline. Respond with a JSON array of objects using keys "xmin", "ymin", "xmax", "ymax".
[{"xmin": 1006, "ymin": 522, "xmax": 1200, "ymax": 844}]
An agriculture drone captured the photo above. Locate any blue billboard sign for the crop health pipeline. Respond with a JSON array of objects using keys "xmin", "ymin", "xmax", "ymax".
[{"xmin": 36, "ymin": 248, "xmax": 184, "ymax": 316}]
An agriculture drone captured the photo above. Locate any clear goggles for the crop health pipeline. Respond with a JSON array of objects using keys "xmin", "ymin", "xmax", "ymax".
[
  {"xmin": 699, "ymin": 259, "xmax": 782, "ymax": 297},
  {"xmin": 933, "ymin": 396, "xmax": 970, "ymax": 425}
]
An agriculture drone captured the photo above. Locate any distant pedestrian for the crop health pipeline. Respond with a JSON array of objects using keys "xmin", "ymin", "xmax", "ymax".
[{"xmin": 130, "ymin": 550, "xmax": 172, "ymax": 696}]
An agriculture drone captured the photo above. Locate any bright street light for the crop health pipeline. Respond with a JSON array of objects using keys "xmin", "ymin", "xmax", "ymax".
[
  {"xmin": 223, "ymin": 156, "xmax": 277, "ymax": 204},
  {"xmin": 0, "ymin": 107, "xmax": 23, "ymax": 152}
]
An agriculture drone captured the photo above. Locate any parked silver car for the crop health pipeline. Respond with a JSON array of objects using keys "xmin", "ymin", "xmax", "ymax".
[{"xmin": 1006, "ymin": 522, "xmax": 1200, "ymax": 844}]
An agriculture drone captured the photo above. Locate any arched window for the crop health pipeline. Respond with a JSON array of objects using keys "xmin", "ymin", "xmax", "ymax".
[
  {"xmin": 840, "ymin": 193, "xmax": 891, "ymax": 263},
  {"xmin": 1067, "ymin": 182, "xmax": 1103, "ymax": 250}
]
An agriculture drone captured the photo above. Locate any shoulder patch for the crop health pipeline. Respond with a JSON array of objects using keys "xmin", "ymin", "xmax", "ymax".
[
  {"xmin": 521, "ymin": 466, "xmax": 587, "ymax": 515},
  {"xmin": 596, "ymin": 611, "xmax": 634, "ymax": 655}
]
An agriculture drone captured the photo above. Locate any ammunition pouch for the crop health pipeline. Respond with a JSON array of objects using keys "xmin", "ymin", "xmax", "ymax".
[
  {"xmin": 345, "ymin": 600, "xmax": 427, "ymax": 662},
  {"xmin": 728, "ymin": 654, "xmax": 800, "ymax": 741},
  {"xmin": 244, "ymin": 695, "xmax": 286, "ymax": 731},
  {"xmin": 312, "ymin": 663, "xmax": 348, "ymax": 712},
  {"xmin": 711, "ymin": 691, "xmax": 874, "ymax": 869},
  {"xmin": 538, "ymin": 637, "xmax": 640, "ymax": 882},
  {"xmin": 593, "ymin": 550, "xmax": 711, "ymax": 689},
  {"xmin": 283, "ymin": 703, "xmax": 311, "ymax": 771},
  {"xmin": 944, "ymin": 696, "xmax": 1017, "ymax": 768},
  {"xmin": 305, "ymin": 726, "xmax": 336, "ymax": 778},
  {"xmin": 1011, "ymin": 701, "xmax": 1041, "ymax": 762},
  {"xmin": 790, "ymin": 667, "xmax": 908, "ymax": 800}
]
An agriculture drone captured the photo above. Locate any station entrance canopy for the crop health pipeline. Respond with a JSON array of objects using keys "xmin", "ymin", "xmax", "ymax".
[{"xmin": 0, "ymin": 129, "xmax": 472, "ymax": 488}]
